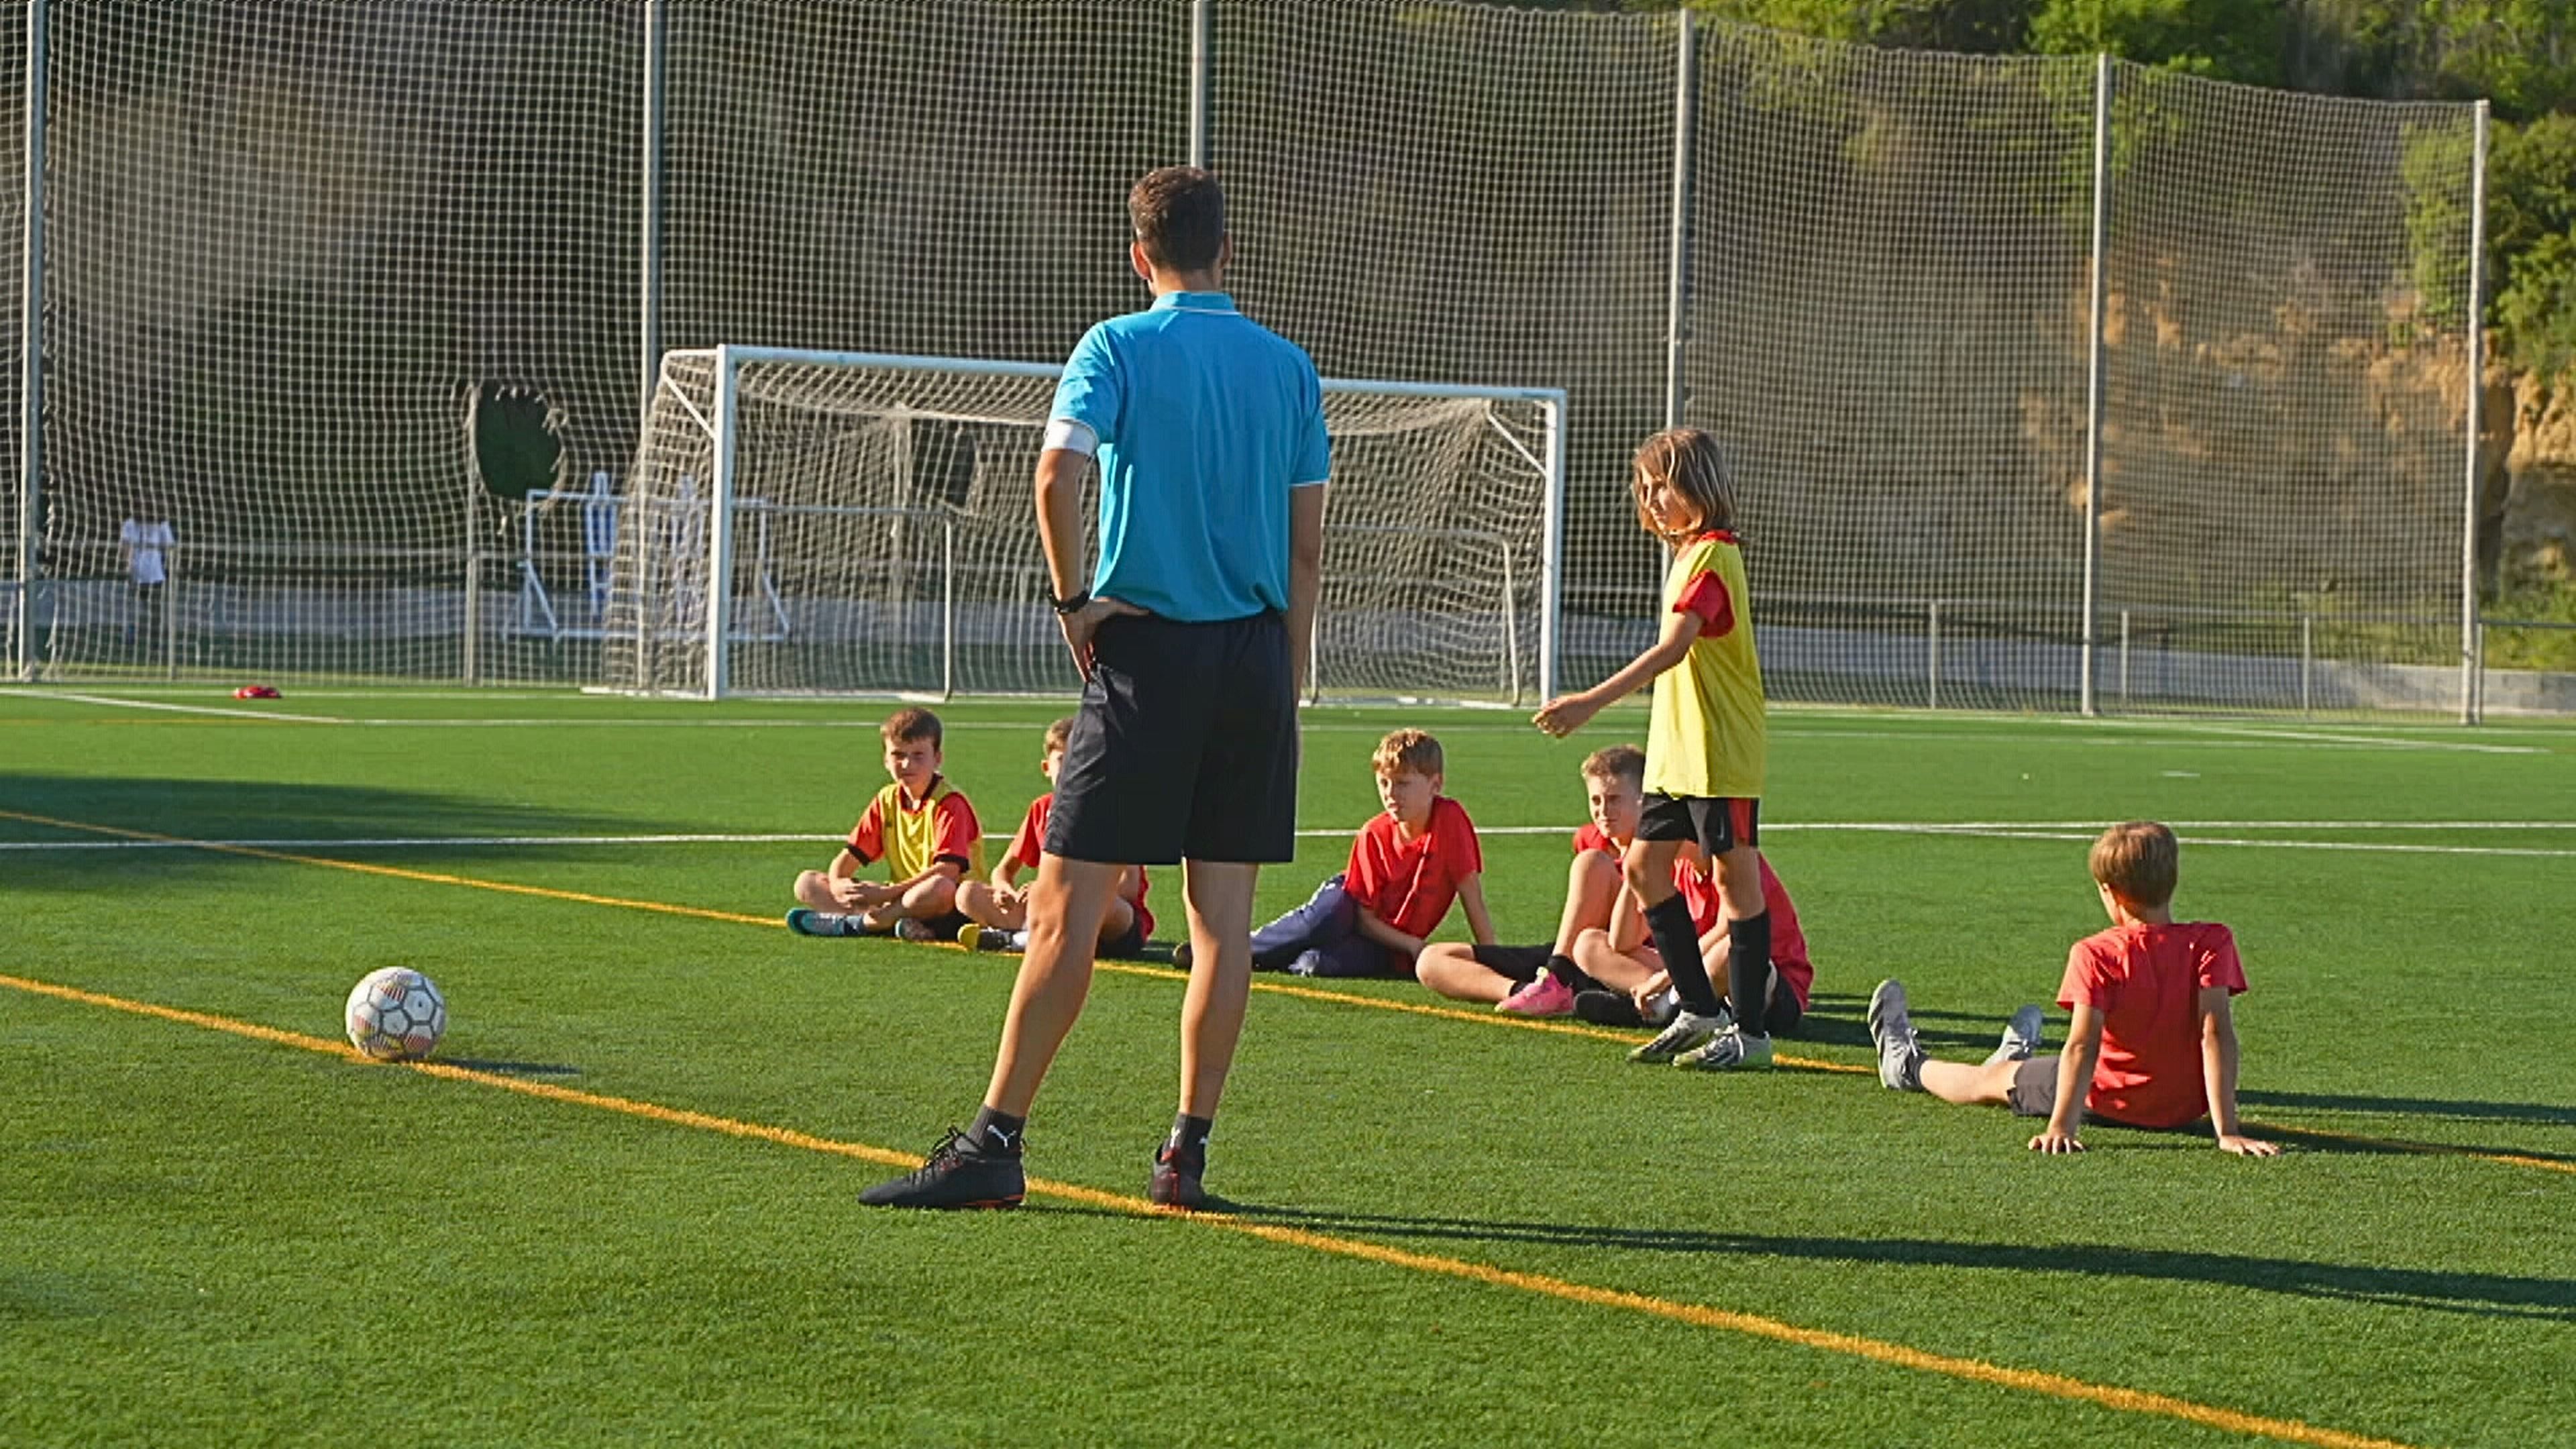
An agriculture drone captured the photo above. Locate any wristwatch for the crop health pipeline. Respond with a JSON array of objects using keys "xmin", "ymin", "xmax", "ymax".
[{"xmin": 1049, "ymin": 588, "xmax": 1091, "ymax": 616}]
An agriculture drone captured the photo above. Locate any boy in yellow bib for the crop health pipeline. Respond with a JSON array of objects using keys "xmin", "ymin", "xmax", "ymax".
[{"xmin": 789, "ymin": 708, "xmax": 987, "ymax": 941}]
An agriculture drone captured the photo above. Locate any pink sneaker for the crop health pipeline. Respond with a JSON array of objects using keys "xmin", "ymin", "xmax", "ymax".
[{"xmin": 1496, "ymin": 972, "xmax": 1575, "ymax": 1018}]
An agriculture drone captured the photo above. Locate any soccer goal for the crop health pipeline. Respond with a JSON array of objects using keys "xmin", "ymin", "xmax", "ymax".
[{"xmin": 604, "ymin": 347, "xmax": 1568, "ymax": 704}]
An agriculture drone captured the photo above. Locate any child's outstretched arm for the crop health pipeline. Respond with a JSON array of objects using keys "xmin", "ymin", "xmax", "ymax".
[
  {"xmin": 1453, "ymin": 871, "xmax": 1497, "ymax": 947},
  {"xmin": 1352, "ymin": 906, "xmax": 1428, "ymax": 963},
  {"xmin": 2031, "ymin": 1004, "xmax": 2104, "ymax": 1154},
  {"xmin": 2199, "ymin": 989, "xmax": 2280, "ymax": 1157},
  {"xmin": 1533, "ymin": 607, "xmax": 1702, "ymax": 737}
]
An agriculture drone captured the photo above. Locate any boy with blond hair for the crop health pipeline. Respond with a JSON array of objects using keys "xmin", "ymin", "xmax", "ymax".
[
  {"xmin": 1415, "ymin": 744, "xmax": 1644, "ymax": 1012},
  {"xmin": 787, "ymin": 707, "xmax": 986, "ymax": 941},
  {"xmin": 1869, "ymin": 821, "xmax": 2278, "ymax": 1157},
  {"xmin": 1207, "ymin": 729, "xmax": 1495, "ymax": 979},
  {"xmin": 957, "ymin": 718, "xmax": 1155, "ymax": 958},
  {"xmin": 1572, "ymin": 848, "xmax": 1813, "ymax": 1040}
]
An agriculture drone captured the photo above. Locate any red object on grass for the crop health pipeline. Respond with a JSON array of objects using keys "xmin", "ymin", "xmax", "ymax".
[{"xmin": 233, "ymin": 685, "xmax": 281, "ymax": 700}]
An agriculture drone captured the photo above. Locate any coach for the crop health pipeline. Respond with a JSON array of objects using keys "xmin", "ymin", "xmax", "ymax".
[{"xmin": 862, "ymin": 166, "xmax": 1328, "ymax": 1212}]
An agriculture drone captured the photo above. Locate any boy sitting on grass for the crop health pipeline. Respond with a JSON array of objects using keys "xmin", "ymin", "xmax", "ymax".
[
  {"xmin": 1570, "ymin": 847, "xmax": 1812, "ymax": 1040},
  {"xmin": 956, "ymin": 717, "xmax": 1154, "ymax": 958},
  {"xmin": 1868, "ymin": 820, "xmax": 2279, "ymax": 1157},
  {"xmin": 1183, "ymin": 728, "xmax": 1495, "ymax": 978},
  {"xmin": 1415, "ymin": 743, "xmax": 1644, "ymax": 1015},
  {"xmin": 786, "ymin": 707, "xmax": 985, "ymax": 942}
]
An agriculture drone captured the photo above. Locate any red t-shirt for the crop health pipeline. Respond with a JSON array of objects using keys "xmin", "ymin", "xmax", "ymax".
[
  {"xmin": 1344, "ymin": 796, "xmax": 1483, "ymax": 951},
  {"xmin": 1571, "ymin": 822, "xmax": 1623, "ymax": 859},
  {"xmin": 1674, "ymin": 853, "xmax": 1811, "ymax": 1008},
  {"xmin": 1007, "ymin": 793, "xmax": 1153, "ymax": 938},
  {"xmin": 2057, "ymin": 922, "xmax": 2247, "ymax": 1130},
  {"xmin": 847, "ymin": 778, "xmax": 981, "ymax": 877}
]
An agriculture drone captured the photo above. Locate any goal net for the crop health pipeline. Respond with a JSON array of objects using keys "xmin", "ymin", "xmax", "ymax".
[{"xmin": 604, "ymin": 348, "xmax": 1566, "ymax": 703}]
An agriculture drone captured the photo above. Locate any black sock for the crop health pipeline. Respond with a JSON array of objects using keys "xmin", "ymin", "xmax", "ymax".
[
  {"xmin": 1727, "ymin": 910, "xmax": 1774, "ymax": 1036},
  {"xmin": 1642, "ymin": 894, "xmax": 1723, "ymax": 1016},
  {"xmin": 968, "ymin": 1106, "xmax": 1026, "ymax": 1155},
  {"xmin": 1543, "ymin": 953, "xmax": 1604, "ymax": 994},
  {"xmin": 1167, "ymin": 1113, "xmax": 1212, "ymax": 1164}
]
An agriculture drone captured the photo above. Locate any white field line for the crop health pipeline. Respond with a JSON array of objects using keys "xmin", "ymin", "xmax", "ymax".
[
  {"xmin": 34, "ymin": 692, "xmax": 350, "ymax": 723},
  {"xmin": 7, "ymin": 821, "xmax": 2572, "ymax": 859}
]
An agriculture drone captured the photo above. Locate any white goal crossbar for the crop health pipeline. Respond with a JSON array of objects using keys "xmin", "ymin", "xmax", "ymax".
[{"xmin": 608, "ymin": 346, "xmax": 1570, "ymax": 704}]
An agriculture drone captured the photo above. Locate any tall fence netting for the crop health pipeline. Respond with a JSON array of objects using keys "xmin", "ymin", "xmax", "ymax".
[{"xmin": 1, "ymin": 1, "xmax": 2490, "ymax": 716}]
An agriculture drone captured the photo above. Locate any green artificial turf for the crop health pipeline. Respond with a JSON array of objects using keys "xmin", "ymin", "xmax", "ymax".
[{"xmin": 3, "ymin": 686, "xmax": 2571, "ymax": 1446}]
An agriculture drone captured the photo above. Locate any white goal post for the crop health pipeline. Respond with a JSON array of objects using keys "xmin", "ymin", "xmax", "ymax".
[{"xmin": 604, "ymin": 346, "xmax": 1568, "ymax": 704}]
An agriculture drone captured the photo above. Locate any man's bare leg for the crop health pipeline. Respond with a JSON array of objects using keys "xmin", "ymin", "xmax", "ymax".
[
  {"xmin": 982, "ymin": 854, "xmax": 1120, "ymax": 1116},
  {"xmin": 1177, "ymin": 860, "xmax": 1258, "ymax": 1117}
]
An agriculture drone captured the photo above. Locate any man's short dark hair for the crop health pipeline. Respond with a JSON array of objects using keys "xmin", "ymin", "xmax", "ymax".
[{"xmin": 1130, "ymin": 166, "xmax": 1225, "ymax": 272}]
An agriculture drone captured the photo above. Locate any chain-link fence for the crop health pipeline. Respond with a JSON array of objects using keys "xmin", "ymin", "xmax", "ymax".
[{"xmin": 1, "ymin": 0, "xmax": 2525, "ymax": 716}]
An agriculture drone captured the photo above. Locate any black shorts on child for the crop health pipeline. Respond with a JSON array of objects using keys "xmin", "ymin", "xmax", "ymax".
[
  {"xmin": 1044, "ymin": 610, "xmax": 1299, "ymax": 866},
  {"xmin": 1635, "ymin": 793, "xmax": 1760, "ymax": 855}
]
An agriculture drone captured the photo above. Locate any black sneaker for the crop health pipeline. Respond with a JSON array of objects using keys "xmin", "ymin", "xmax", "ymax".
[
  {"xmin": 1572, "ymin": 989, "xmax": 1643, "ymax": 1027},
  {"xmin": 859, "ymin": 1128, "xmax": 1025, "ymax": 1210},
  {"xmin": 1146, "ymin": 1144, "xmax": 1205, "ymax": 1210}
]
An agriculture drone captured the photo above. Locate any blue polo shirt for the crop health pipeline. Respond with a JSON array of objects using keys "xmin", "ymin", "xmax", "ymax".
[{"xmin": 1049, "ymin": 291, "xmax": 1330, "ymax": 622}]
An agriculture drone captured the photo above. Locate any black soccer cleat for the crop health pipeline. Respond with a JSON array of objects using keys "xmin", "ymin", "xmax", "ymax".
[
  {"xmin": 860, "ymin": 1128, "xmax": 1025, "ymax": 1210},
  {"xmin": 1572, "ymin": 989, "xmax": 1642, "ymax": 1027},
  {"xmin": 1146, "ymin": 1143, "xmax": 1206, "ymax": 1210}
]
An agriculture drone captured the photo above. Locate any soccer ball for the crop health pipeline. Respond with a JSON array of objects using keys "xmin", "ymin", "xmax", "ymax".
[{"xmin": 344, "ymin": 967, "xmax": 447, "ymax": 1061}]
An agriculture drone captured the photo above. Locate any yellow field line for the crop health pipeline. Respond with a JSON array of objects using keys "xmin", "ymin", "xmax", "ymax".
[
  {"xmin": 0, "ymin": 967, "xmax": 2423, "ymax": 1449},
  {"xmin": 0, "ymin": 805, "xmax": 1866, "ymax": 1071}
]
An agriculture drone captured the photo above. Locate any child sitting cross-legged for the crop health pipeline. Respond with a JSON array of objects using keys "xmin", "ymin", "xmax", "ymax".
[
  {"xmin": 1868, "ymin": 821, "xmax": 2279, "ymax": 1157},
  {"xmin": 1568, "ymin": 846, "xmax": 1813, "ymax": 1042},
  {"xmin": 1415, "ymin": 743, "xmax": 1648, "ymax": 1016},
  {"xmin": 786, "ymin": 707, "xmax": 985, "ymax": 942},
  {"xmin": 1183, "ymin": 729, "xmax": 1495, "ymax": 978},
  {"xmin": 955, "ymin": 717, "xmax": 1154, "ymax": 958}
]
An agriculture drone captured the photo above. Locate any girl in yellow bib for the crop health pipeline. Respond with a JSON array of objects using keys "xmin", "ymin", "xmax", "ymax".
[{"xmin": 1534, "ymin": 427, "xmax": 1778, "ymax": 1070}]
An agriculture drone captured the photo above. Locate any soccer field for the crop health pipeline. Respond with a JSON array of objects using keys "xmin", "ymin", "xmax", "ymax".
[{"xmin": 3, "ymin": 687, "xmax": 2571, "ymax": 1447}]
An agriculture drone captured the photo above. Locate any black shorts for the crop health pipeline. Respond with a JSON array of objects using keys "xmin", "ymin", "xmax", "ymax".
[
  {"xmin": 1470, "ymin": 943, "xmax": 1554, "ymax": 983},
  {"xmin": 1100, "ymin": 915, "xmax": 1149, "ymax": 959},
  {"xmin": 1045, "ymin": 610, "xmax": 1299, "ymax": 866},
  {"xmin": 1635, "ymin": 794, "xmax": 1759, "ymax": 856}
]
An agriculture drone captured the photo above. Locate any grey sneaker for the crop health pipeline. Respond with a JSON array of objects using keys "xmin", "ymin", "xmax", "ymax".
[
  {"xmin": 1676, "ymin": 1025, "xmax": 1774, "ymax": 1071},
  {"xmin": 1986, "ymin": 1005, "xmax": 2046, "ymax": 1066},
  {"xmin": 1868, "ymin": 979, "xmax": 1926, "ymax": 1091},
  {"xmin": 1629, "ymin": 1008, "xmax": 1727, "ymax": 1063},
  {"xmin": 786, "ymin": 908, "xmax": 867, "ymax": 938}
]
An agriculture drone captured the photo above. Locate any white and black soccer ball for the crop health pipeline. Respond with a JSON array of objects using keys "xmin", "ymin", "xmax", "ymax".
[{"xmin": 344, "ymin": 967, "xmax": 447, "ymax": 1062}]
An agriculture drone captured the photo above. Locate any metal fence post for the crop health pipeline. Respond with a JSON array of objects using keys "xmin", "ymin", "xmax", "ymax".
[
  {"xmin": 1188, "ymin": 0, "xmax": 1213, "ymax": 169},
  {"xmin": 2118, "ymin": 608, "xmax": 2131, "ymax": 704},
  {"xmin": 1664, "ymin": 8, "xmax": 1695, "ymax": 429},
  {"xmin": 1926, "ymin": 599, "xmax": 1941, "ymax": 710},
  {"xmin": 641, "ymin": 0, "xmax": 667, "ymax": 421},
  {"xmin": 2460, "ymin": 100, "xmax": 2487, "ymax": 726},
  {"xmin": 941, "ymin": 520, "xmax": 956, "ymax": 700},
  {"xmin": 2298, "ymin": 614, "xmax": 2312, "ymax": 714},
  {"xmin": 13, "ymin": 0, "xmax": 44, "ymax": 682},
  {"xmin": 462, "ymin": 503, "xmax": 481, "ymax": 684},
  {"xmin": 2078, "ymin": 52, "xmax": 2111, "ymax": 717}
]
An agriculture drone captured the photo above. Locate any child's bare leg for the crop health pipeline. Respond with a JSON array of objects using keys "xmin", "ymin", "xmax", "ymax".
[
  {"xmin": 1571, "ymin": 928, "xmax": 1654, "ymax": 995},
  {"xmin": 1415, "ymin": 943, "xmax": 1515, "ymax": 1004},
  {"xmin": 1093, "ymin": 894, "xmax": 1136, "ymax": 948},
  {"xmin": 793, "ymin": 871, "xmax": 844, "ymax": 912},
  {"xmin": 1919, "ymin": 1056, "xmax": 2022, "ymax": 1108},
  {"xmin": 896, "ymin": 875, "xmax": 960, "ymax": 921},
  {"xmin": 1550, "ymin": 853, "xmax": 1622, "ymax": 957},
  {"xmin": 957, "ymin": 881, "xmax": 1029, "ymax": 931}
]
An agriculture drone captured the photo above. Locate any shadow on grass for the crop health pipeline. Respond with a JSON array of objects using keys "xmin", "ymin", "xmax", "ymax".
[
  {"xmin": 1216, "ymin": 1205, "xmax": 2576, "ymax": 1322},
  {"xmin": 0, "ymin": 773, "xmax": 698, "ymax": 890},
  {"xmin": 2241, "ymin": 1089, "xmax": 2576, "ymax": 1129}
]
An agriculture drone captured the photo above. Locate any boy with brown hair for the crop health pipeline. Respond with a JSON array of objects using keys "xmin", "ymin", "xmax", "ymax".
[
  {"xmin": 956, "ymin": 718, "xmax": 1154, "ymax": 958},
  {"xmin": 1868, "ymin": 821, "xmax": 2279, "ymax": 1156},
  {"xmin": 786, "ymin": 707, "xmax": 986, "ymax": 941},
  {"xmin": 1202, "ymin": 728, "xmax": 1495, "ymax": 979},
  {"xmin": 1415, "ymin": 743, "xmax": 1644, "ymax": 1012}
]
